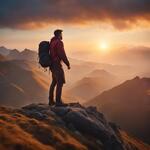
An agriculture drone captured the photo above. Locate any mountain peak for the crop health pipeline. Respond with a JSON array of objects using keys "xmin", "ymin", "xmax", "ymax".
[
  {"xmin": 92, "ymin": 69, "xmax": 109, "ymax": 74},
  {"xmin": 22, "ymin": 48, "xmax": 34, "ymax": 53},
  {"xmin": 133, "ymin": 76, "xmax": 140, "ymax": 80},
  {"xmin": 0, "ymin": 103, "xmax": 149, "ymax": 150},
  {"xmin": 0, "ymin": 46, "xmax": 10, "ymax": 55},
  {"xmin": 0, "ymin": 46, "xmax": 7, "ymax": 49},
  {"xmin": 10, "ymin": 49, "xmax": 20, "ymax": 53}
]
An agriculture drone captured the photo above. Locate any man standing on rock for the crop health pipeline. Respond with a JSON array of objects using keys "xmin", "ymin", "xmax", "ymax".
[{"xmin": 49, "ymin": 29, "xmax": 70, "ymax": 106}]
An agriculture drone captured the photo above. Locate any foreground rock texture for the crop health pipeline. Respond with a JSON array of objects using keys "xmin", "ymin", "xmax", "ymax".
[{"xmin": 0, "ymin": 103, "xmax": 149, "ymax": 150}]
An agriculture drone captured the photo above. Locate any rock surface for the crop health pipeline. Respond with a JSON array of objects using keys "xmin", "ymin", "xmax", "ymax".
[{"xmin": 0, "ymin": 103, "xmax": 149, "ymax": 150}]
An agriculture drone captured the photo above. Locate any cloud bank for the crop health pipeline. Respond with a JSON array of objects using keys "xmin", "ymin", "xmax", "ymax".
[{"xmin": 0, "ymin": 0, "xmax": 150, "ymax": 29}]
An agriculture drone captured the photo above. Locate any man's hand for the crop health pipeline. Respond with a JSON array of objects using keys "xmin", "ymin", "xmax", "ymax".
[{"xmin": 67, "ymin": 65, "xmax": 71, "ymax": 70}]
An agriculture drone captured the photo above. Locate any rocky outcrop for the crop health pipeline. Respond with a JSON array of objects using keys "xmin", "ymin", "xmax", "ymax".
[
  {"xmin": 0, "ymin": 103, "xmax": 149, "ymax": 150},
  {"xmin": 50, "ymin": 104, "xmax": 124, "ymax": 150}
]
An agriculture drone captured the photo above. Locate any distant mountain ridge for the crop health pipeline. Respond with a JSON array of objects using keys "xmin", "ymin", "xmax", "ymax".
[
  {"xmin": 99, "ymin": 46, "xmax": 150, "ymax": 70},
  {"xmin": 0, "ymin": 46, "xmax": 37, "ymax": 61},
  {"xmin": 7, "ymin": 48, "xmax": 37, "ymax": 61},
  {"xmin": 88, "ymin": 69, "xmax": 116, "ymax": 78},
  {"xmin": 86, "ymin": 76, "xmax": 150, "ymax": 144},
  {"xmin": 67, "ymin": 69, "xmax": 120, "ymax": 102},
  {"xmin": 0, "ymin": 46, "xmax": 10, "ymax": 55}
]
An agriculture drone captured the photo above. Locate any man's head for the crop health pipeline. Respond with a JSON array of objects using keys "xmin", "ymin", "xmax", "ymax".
[{"xmin": 54, "ymin": 29, "xmax": 63, "ymax": 40}]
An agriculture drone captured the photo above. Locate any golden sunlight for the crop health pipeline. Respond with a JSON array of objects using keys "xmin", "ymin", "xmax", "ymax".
[{"xmin": 99, "ymin": 41, "xmax": 109, "ymax": 53}]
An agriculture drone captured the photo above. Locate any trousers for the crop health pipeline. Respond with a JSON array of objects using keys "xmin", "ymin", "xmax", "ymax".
[{"xmin": 49, "ymin": 64, "xmax": 65, "ymax": 103}]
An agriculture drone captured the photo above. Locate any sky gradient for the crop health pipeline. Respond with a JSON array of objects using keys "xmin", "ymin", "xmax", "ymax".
[{"xmin": 0, "ymin": 0, "xmax": 150, "ymax": 57}]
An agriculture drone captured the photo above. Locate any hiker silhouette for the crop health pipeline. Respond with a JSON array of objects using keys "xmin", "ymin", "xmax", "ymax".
[{"xmin": 49, "ymin": 29, "xmax": 70, "ymax": 106}]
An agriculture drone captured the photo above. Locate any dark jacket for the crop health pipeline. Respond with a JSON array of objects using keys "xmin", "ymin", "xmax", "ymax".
[{"xmin": 49, "ymin": 37, "xmax": 70, "ymax": 67}]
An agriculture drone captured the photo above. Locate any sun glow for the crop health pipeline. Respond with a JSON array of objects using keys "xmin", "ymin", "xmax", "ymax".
[{"xmin": 99, "ymin": 41, "xmax": 110, "ymax": 53}]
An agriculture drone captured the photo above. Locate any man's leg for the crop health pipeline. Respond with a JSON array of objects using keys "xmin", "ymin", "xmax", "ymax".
[
  {"xmin": 55, "ymin": 83, "xmax": 68, "ymax": 106},
  {"xmin": 55, "ymin": 67, "xmax": 68, "ymax": 106},
  {"xmin": 49, "ymin": 77, "xmax": 56, "ymax": 105},
  {"xmin": 56, "ymin": 82, "xmax": 63, "ymax": 104}
]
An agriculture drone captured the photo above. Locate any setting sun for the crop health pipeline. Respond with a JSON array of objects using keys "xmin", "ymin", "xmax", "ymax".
[
  {"xmin": 99, "ymin": 42, "xmax": 109, "ymax": 53},
  {"xmin": 101, "ymin": 42, "xmax": 107, "ymax": 49}
]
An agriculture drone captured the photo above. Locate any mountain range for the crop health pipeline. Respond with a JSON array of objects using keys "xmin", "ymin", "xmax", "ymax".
[
  {"xmin": 0, "ymin": 46, "xmax": 37, "ymax": 61},
  {"xmin": 67, "ymin": 69, "xmax": 121, "ymax": 102},
  {"xmin": 0, "ymin": 46, "xmax": 150, "ymax": 146}
]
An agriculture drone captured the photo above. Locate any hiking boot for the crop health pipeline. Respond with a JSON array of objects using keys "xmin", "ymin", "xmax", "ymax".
[{"xmin": 48, "ymin": 100, "xmax": 55, "ymax": 106}]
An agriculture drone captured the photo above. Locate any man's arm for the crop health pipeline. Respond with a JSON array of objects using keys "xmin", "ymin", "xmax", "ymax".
[{"xmin": 57, "ymin": 41, "xmax": 70, "ymax": 68}]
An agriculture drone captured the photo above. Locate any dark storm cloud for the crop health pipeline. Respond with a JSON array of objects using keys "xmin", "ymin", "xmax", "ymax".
[{"xmin": 0, "ymin": 0, "xmax": 150, "ymax": 29}]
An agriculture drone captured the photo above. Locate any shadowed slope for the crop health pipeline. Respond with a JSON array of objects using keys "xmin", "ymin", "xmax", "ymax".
[
  {"xmin": 0, "ymin": 60, "xmax": 50, "ymax": 107},
  {"xmin": 0, "ymin": 54, "xmax": 7, "ymax": 61},
  {"xmin": 86, "ymin": 76, "xmax": 150, "ymax": 144}
]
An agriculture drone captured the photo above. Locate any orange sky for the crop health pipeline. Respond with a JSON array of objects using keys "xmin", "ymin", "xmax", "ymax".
[
  {"xmin": 0, "ymin": 0, "xmax": 150, "ymax": 57},
  {"xmin": 1, "ymin": 24, "xmax": 150, "ymax": 51}
]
